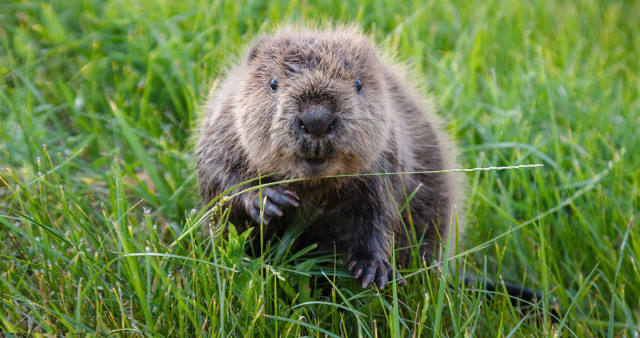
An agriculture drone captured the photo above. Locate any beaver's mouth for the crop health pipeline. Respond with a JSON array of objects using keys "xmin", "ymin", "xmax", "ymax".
[
  {"xmin": 295, "ymin": 139, "xmax": 336, "ymax": 174},
  {"xmin": 301, "ymin": 157, "xmax": 330, "ymax": 173},
  {"xmin": 304, "ymin": 158, "xmax": 326, "ymax": 165}
]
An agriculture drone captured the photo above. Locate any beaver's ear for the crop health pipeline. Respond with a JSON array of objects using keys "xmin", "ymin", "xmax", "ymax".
[{"xmin": 246, "ymin": 36, "xmax": 269, "ymax": 63}]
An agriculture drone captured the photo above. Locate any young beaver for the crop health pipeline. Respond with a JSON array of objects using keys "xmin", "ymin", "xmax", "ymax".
[{"xmin": 196, "ymin": 26, "xmax": 463, "ymax": 289}]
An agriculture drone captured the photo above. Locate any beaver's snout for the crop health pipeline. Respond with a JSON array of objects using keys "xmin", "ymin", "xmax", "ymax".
[{"xmin": 296, "ymin": 107, "xmax": 338, "ymax": 138}]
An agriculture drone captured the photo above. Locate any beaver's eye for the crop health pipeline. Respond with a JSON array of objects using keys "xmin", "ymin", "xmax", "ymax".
[
  {"xmin": 355, "ymin": 79, "xmax": 362, "ymax": 93},
  {"xmin": 270, "ymin": 76, "xmax": 278, "ymax": 91}
]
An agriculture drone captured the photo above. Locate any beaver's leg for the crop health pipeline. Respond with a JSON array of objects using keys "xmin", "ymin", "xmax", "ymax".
[{"xmin": 335, "ymin": 176, "xmax": 406, "ymax": 289}]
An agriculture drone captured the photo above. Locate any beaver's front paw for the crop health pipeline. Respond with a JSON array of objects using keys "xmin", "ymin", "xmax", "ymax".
[
  {"xmin": 347, "ymin": 250, "xmax": 406, "ymax": 289},
  {"xmin": 243, "ymin": 187, "xmax": 299, "ymax": 225}
]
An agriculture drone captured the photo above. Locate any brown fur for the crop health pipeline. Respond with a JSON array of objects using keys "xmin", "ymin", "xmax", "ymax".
[{"xmin": 196, "ymin": 25, "xmax": 463, "ymax": 288}]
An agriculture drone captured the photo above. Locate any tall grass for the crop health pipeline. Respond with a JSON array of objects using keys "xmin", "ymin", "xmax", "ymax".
[{"xmin": 1, "ymin": 0, "xmax": 638, "ymax": 335}]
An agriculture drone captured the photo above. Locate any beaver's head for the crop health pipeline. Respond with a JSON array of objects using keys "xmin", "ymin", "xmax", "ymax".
[{"xmin": 234, "ymin": 28, "xmax": 394, "ymax": 179}]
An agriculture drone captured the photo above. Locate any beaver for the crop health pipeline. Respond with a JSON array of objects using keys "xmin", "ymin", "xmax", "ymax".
[{"xmin": 196, "ymin": 26, "xmax": 463, "ymax": 289}]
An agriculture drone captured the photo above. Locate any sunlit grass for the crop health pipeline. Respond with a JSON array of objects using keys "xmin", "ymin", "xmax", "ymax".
[{"xmin": 1, "ymin": 0, "xmax": 638, "ymax": 335}]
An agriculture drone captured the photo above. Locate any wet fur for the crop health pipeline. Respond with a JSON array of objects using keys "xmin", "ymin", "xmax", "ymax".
[{"xmin": 196, "ymin": 25, "xmax": 463, "ymax": 288}]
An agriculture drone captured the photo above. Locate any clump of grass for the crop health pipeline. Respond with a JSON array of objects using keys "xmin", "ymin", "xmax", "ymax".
[{"xmin": 1, "ymin": 0, "xmax": 638, "ymax": 335}]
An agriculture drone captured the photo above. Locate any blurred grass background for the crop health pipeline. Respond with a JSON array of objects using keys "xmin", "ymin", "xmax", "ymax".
[{"xmin": 0, "ymin": 0, "xmax": 638, "ymax": 335}]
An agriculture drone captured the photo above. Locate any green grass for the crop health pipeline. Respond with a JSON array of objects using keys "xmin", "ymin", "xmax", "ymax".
[{"xmin": 1, "ymin": 0, "xmax": 638, "ymax": 335}]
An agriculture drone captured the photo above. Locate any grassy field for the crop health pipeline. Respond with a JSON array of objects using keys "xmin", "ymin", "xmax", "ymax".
[{"xmin": 1, "ymin": 0, "xmax": 638, "ymax": 335}]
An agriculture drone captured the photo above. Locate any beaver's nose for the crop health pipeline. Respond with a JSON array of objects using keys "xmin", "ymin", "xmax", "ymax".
[{"xmin": 297, "ymin": 108, "xmax": 337, "ymax": 138}]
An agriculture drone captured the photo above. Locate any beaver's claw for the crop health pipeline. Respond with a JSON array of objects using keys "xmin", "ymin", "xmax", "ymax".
[
  {"xmin": 347, "ymin": 251, "xmax": 406, "ymax": 289},
  {"xmin": 244, "ymin": 187, "xmax": 299, "ymax": 224}
]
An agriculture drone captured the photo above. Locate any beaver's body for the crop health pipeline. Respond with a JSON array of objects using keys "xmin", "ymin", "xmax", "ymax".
[{"xmin": 196, "ymin": 26, "xmax": 462, "ymax": 288}]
